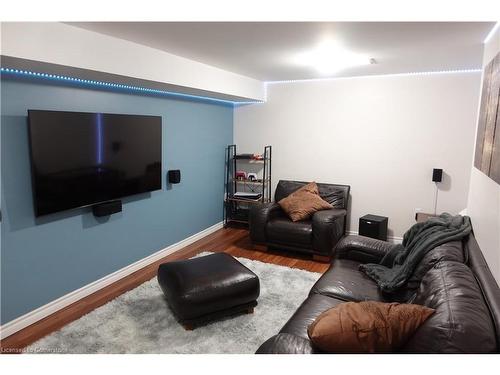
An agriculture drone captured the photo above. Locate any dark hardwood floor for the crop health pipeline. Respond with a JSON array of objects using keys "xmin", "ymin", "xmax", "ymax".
[{"xmin": 0, "ymin": 226, "xmax": 329, "ymax": 352}]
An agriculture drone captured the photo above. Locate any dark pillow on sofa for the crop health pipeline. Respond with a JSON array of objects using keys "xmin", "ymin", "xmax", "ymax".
[{"xmin": 307, "ymin": 301, "xmax": 434, "ymax": 353}]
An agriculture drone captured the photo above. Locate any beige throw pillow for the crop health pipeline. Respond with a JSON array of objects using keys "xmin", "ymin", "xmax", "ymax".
[
  {"xmin": 278, "ymin": 182, "xmax": 332, "ymax": 222},
  {"xmin": 308, "ymin": 301, "xmax": 435, "ymax": 353}
]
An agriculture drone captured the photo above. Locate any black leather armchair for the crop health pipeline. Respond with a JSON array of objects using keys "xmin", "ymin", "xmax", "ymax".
[{"xmin": 249, "ymin": 180, "xmax": 350, "ymax": 260}]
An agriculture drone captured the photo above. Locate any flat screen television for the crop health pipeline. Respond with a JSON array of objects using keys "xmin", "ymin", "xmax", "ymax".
[{"xmin": 28, "ymin": 110, "xmax": 162, "ymax": 216}]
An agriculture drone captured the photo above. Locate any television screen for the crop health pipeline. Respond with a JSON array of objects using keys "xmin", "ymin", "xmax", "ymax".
[{"xmin": 28, "ymin": 110, "xmax": 162, "ymax": 216}]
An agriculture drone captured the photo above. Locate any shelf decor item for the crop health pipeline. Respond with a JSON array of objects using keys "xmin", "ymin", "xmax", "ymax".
[
  {"xmin": 234, "ymin": 153, "xmax": 254, "ymax": 160},
  {"xmin": 233, "ymin": 192, "xmax": 262, "ymax": 200},
  {"xmin": 224, "ymin": 144, "xmax": 272, "ymax": 226},
  {"xmin": 235, "ymin": 171, "xmax": 247, "ymax": 180}
]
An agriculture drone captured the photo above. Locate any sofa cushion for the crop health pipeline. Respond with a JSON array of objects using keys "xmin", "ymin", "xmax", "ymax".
[
  {"xmin": 402, "ymin": 261, "xmax": 497, "ymax": 353},
  {"xmin": 386, "ymin": 240, "xmax": 468, "ymax": 302},
  {"xmin": 310, "ymin": 259, "xmax": 385, "ymax": 302},
  {"xmin": 308, "ymin": 301, "xmax": 434, "ymax": 353},
  {"xmin": 318, "ymin": 187, "xmax": 345, "ymax": 208},
  {"xmin": 280, "ymin": 293, "xmax": 344, "ymax": 339},
  {"xmin": 278, "ymin": 182, "xmax": 332, "ymax": 221},
  {"xmin": 266, "ymin": 217, "xmax": 313, "ymax": 247},
  {"xmin": 405, "ymin": 240, "xmax": 465, "ymax": 290}
]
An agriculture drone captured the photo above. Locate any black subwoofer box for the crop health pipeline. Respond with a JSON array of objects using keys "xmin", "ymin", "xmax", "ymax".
[{"xmin": 359, "ymin": 214, "xmax": 388, "ymax": 241}]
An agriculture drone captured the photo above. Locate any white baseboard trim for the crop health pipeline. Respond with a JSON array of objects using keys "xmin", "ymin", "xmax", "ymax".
[
  {"xmin": 0, "ymin": 221, "xmax": 223, "ymax": 340},
  {"xmin": 347, "ymin": 231, "xmax": 403, "ymax": 244}
]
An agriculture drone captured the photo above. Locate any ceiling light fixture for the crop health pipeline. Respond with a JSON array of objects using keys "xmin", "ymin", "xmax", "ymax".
[{"xmin": 293, "ymin": 41, "xmax": 372, "ymax": 75}]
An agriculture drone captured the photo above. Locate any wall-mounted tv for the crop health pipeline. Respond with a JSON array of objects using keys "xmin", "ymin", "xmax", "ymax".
[{"xmin": 28, "ymin": 110, "xmax": 162, "ymax": 216}]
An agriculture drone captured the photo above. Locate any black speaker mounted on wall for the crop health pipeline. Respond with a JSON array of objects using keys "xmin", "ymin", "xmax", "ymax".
[
  {"xmin": 168, "ymin": 170, "xmax": 181, "ymax": 184},
  {"xmin": 432, "ymin": 168, "xmax": 443, "ymax": 183}
]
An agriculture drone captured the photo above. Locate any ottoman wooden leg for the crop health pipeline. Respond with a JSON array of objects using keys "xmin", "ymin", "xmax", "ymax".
[
  {"xmin": 183, "ymin": 323, "xmax": 194, "ymax": 331},
  {"xmin": 312, "ymin": 254, "xmax": 331, "ymax": 263},
  {"xmin": 247, "ymin": 307, "xmax": 254, "ymax": 314}
]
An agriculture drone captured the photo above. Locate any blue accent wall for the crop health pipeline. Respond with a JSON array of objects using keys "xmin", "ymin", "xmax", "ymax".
[{"xmin": 0, "ymin": 79, "xmax": 233, "ymax": 324}]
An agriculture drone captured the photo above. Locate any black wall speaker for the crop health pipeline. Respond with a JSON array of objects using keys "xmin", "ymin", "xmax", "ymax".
[
  {"xmin": 168, "ymin": 170, "xmax": 181, "ymax": 184},
  {"xmin": 92, "ymin": 200, "xmax": 122, "ymax": 217},
  {"xmin": 432, "ymin": 168, "xmax": 443, "ymax": 183}
]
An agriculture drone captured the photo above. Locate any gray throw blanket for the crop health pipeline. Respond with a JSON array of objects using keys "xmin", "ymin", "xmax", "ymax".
[{"xmin": 359, "ymin": 213, "xmax": 472, "ymax": 293}]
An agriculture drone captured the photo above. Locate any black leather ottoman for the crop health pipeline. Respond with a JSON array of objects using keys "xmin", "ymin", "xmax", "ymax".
[{"xmin": 157, "ymin": 253, "xmax": 260, "ymax": 330}]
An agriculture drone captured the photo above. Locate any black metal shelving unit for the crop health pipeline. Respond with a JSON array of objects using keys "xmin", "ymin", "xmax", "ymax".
[{"xmin": 224, "ymin": 145, "xmax": 272, "ymax": 227}]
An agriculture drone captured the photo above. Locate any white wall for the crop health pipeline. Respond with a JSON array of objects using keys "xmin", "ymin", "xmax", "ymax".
[
  {"xmin": 467, "ymin": 26, "xmax": 500, "ymax": 285},
  {"xmin": 235, "ymin": 72, "xmax": 481, "ymax": 239},
  {"xmin": 0, "ymin": 22, "xmax": 265, "ymax": 101}
]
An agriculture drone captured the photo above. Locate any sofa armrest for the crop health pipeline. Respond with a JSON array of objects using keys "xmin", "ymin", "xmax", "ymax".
[
  {"xmin": 255, "ymin": 333, "xmax": 315, "ymax": 354},
  {"xmin": 312, "ymin": 209, "xmax": 347, "ymax": 256},
  {"xmin": 249, "ymin": 202, "xmax": 282, "ymax": 243},
  {"xmin": 334, "ymin": 235, "xmax": 397, "ymax": 263}
]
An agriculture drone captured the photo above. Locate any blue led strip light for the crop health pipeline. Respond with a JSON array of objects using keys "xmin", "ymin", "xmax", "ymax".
[
  {"xmin": 264, "ymin": 69, "xmax": 483, "ymax": 85},
  {"xmin": 0, "ymin": 67, "xmax": 262, "ymax": 106}
]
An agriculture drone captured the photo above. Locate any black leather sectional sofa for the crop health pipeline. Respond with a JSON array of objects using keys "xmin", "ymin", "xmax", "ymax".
[{"xmin": 257, "ymin": 233, "xmax": 500, "ymax": 353}]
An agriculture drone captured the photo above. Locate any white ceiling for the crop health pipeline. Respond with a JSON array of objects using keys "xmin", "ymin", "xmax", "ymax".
[{"xmin": 69, "ymin": 22, "xmax": 494, "ymax": 81}]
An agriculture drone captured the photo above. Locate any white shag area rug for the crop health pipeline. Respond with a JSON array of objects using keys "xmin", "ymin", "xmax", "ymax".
[{"xmin": 27, "ymin": 253, "xmax": 321, "ymax": 354}]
